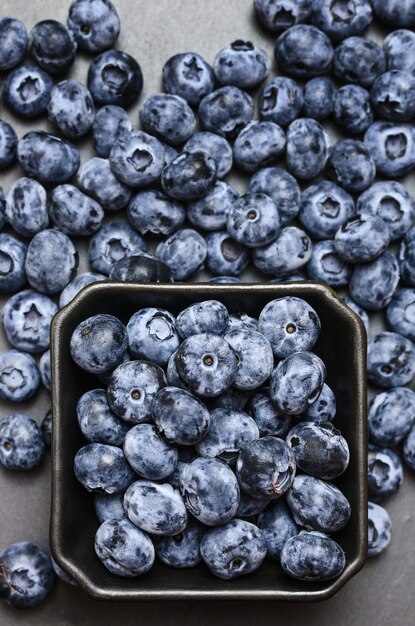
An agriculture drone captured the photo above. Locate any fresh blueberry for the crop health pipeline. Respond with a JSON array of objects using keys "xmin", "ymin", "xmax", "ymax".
[
  {"xmin": 383, "ymin": 29, "xmax": 415, "ymax": 75},
  {"xmin": 108, "ymin": 254, "xmax": 173, "ymax": 283},
  {"xmin": 3, "ymin": 66, "xmax": 54, "ymax": 118},
  {"xmin": 67, "ymin": 0, "xmax": 120, "ymax": 53},
  {"xmin": 92, "ymin": 105, "xmax": 132, "ymax": 158},
  {"xmin": 274, "ymin": 25, "xmax": 334, "ymax": 78},
  {"xmin": 249, "ymin": 390, "xmax": 292, "ymax": 437},
  {"xmin": 6, "ymin": 177, "xmax": 48, "ymax": 237},
  {"xmin": 367, "ymin": 501, "xmax": 392, "ymax": 557},
  {"xmin": 88, "ymin": 222, "xmax": 147, "ymax": 275},
  {"xmin": 304, "ymin": 383, "xmax": 337, "ymax": 423},
  {"xmin": 341, "ymin": 296, "xmax": 370, "ymax": 335},
  {"xmin": 259, "ymin": 77, "xmax": 303, "ymax": 128},
  {"xmin": 0, "ymin": 414, "xmax": 44, "ymax": 470},
  {"xmin": 127, "ymin": 307, "xmax": 180, "ymax": 367},
  {"xmin": 162, "ymin": 52, "xmax": 215, "ymax": 107},
  {"xmin": 0, "ymin": 18, "xmax": 28, "ymax": 71},
  {"xmin": 254, "ymin": 0, "xmax": 314, "ymax": 32},
  {"xmin": 334, "ymin": 84, "xmax": 373, "ymax": 134},
  {"xmin": 371, "ymin": 70, "xmax": 415, "ymax": 122},
  {"xmin": 302, "ymin": 76, "xmax": 334, "ymax": 121},
  {"xmin": 205, "ymin": 231, "xmax": 250, "ymax": 277},
  {"xmin": 2, "ymin": 289, "xmax": 58, "ymax": 353},
  {"xmin": 214, "ymin": 40, "xmax": 270, "ymax": 89},
  {"xmin": 312, "ymin": 0, "xmax": 373, "ymax": 41},
  {"xmin": 333, "ymin": 36, "xmax": 386, "ymax": 87},
  {"xmin": 0, "ymin": 120, "xmax": 17, "ymax": 169},
  {"xmin": 128, "ymin": 190, "xmax": 185, "ymax": 236},
  {"xmin": 248, "ymin": 166, "xmax": 300, "ymax": 227},
  {"xmin": 399, "ymin": 228, "xmax": 415, "ymax": 287},
  {"xmin": 371, "ymin": 0, "xmax": 415, "ymax": 27},
  {"xmin": 270, "ymin": 351, "xmax": 326, "ymax": 415},
  {"xmin": 109, "ymin": 131, "xmax": 165, "ymax": 187},
  {"xmin": 224, "ymin": 328, "xmax": 273, "ymax": 390},
  {"xmin": 176, "ymin": 301, "xmax": 229, "ymax": 339},
  {"xmin": 25, "ymin": 229, "xmax": 78, "ymax": 295},
  {"xmin": 327, "ymin": 138, "xmax": 375, "ymax": 193},
  {"xmin": 48, "ymin": 185, "xmax": 104, "ymax": 237},
  {"xmin": 0, "ymin": 234, "xmax": 27, "ymax": 294},
  {"xmin": 51, "ymin": 557, "xmax": 77, "ymax": 586},
  {"xmin": 334, "ymin": 213, "xmax": 390, "ymax": 264},
  {"xmin": 226, "ymin": 193, "xmax": 280, "ymax": 248},
  {"xmin": 349, "ymin": 251, "xmax": 400, "ymax": 311},
  {"xmin": 357, "ymin": 181, "xmax": 415, "ymax": 241},
  {"xmin": 180, "ymin": 457, "xmax": 240, "ymax": 525},
  {"xmin": 124, "ymin": 480, "xmax": 188, "ymax": 535},
  {"xmin": 255, "ymin": 227, "xmax": 311, "ymax": 278},
  {"xmin": 367, "ymin": 332, "xmax": 415, "ymax": 388},
  {"xmin": 107, "ymin": 359, "xmax": 167, "ymax": 424},
  {"xmin": 257, "ymin": 499, "xmax": 298, "ymax": 560},
  {"xmin": 184, "ymin": 132, "xmax": 233, "ymax": 179},
  {"xmin": 187, "ymin": 181, "xmax": 239, "ymax": 232},
  {"xmin": 233, "ymin": 121, "xmax": 286, "ymax": 172},
  {"xmin": 299, "ymin": 180, "xmax": 355, "ymax": 241},
  {"xmin": 29, "ymin": 20, "xmax": 76, "ymax": 74},
  {"xmin": 124, "ymin": 423, "xmax": 178, "ymax": 480},
  {"xmin": 74, "ymin": 443, "xmax": 135, "ymax": 493},
  {"xmin": 88, "ymin": 49, "xmax": 143, "ymax": 107},
  {"xmin": 153, "ymin": 518, "xmax": 205, "ymax": 568},
  {"xmin": 94, "ymin": 492, "xmax": 125, "ymax": 523},
  {"xmin": 47, "ymin": 80, "xmax": 95, "ymax": 138},
  {"xmin": 152, "ymin": 386, "xmax": 210, "ymax": 446},
  {"xmin": 161, "ymin": 151, "xmax": 217, "ymax": 201},
  {"xmin": 196, "ymin": 408, "xmax": 259, "ymax": 464},
  {"xmin": 235, "ymin": 491, "xmax": 270, "ymax": 518},
  {"xmin": 0, "ymin": 542, "xmax": 54, "ymax": 608},
  {"xmin": 155, "ymin": 229, "xmax": 207, "ymax": 280},
  {"xmin": 78, "ymin": 157, "xmax": 132, "ymax": 211},
  {"xmin": 95, "ymin": 517, "xmax": 154, "ymax": 576},
  {"xmin": 41, "ymin": 408, "xmax": 52, "ymax": 447},
  {"xmin": 76, "ymin": 388, "xmax": 128, "ymax": 446},
  {"xmin": 387, "ymin": 289, "xmax": 415, "ymax": 341},
  {"xmin": 207, "ymin": 386, "xmax": 251, "ymax": 412},
  {"xmin": 39, "ymin": 350, "xmax": 51, "ymax": 392},
  {"xmin": 286, "ymin": 118, "xmax": 329, "ymax": 181},
  {"xmin": 281, "ymin": 531, "xmax": 346, "ymax": 580},
  {"xmin": 18, "ymin": 132, "xmax": 80, "ymax": 185},
  {"xmin": 139, "ymin": 93, "xmax": 196, "ymax": 146},
  {"xmin": 364, "ymin": 121, "xmax": 415, "ymax": 177},
  {"xmin": 368, "ymin": 445, "xmax": 403, "ymax": 502},
  {"xmin": 59, "ymin": 272, "xmax": 106, "ymax": 308},
  {"xmin": 70, "ymin": 313, "xmax": 127, "ymax": 375},
  {"xmin": 403, "ymin": 423, "xmax": 415, "ymax": 470},
  {"xmin": 0, "ymin": 351, "xmax": 40, "ymax": 403},
  {"xmin": 198, "ymin": 86, "xmax": 254, "ymax": 139}
]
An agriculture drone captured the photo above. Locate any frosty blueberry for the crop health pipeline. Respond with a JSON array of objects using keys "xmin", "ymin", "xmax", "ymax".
[
  {"xmin": 74, "ymin": 443, "xmax": 135, "ymax": 494},
  {"xmin": 123, "ymin": 424, "xmax": 178, "ymax": 480},
  {"xmin": 94, "ymin": 492, "xmax": 125, "ymax": 523},
  {"xmin": 248, "ymin": 167, "xmax": 301, "ymax": 227},
  {"xmin": 76, "ymin": 388, "xmax": 129, "ymax": 446},
  {"xmin": 153, "ymin": 518, "xmax": 205, "ymax": 568},
  {"xmin": 127, "ymin": 308, "xmax": 180, "ymax": 367},
  {"xmin": 368, "ymin": 445, "xmax": 403, "ymax": 502},
  {"xmin": 139, "ymin": 93, "xmax": 196, "ymax": 146},
  {"xmin": 195, "ymin": 408, "xmax": 259, "ymax": 464},
  {"xmin": 128, "ymin": 190, "xmax": 185, "ymax": 236},
  {"xmin": 206, "ymin": 231, "xmax": 250, "ymax": 277},
  {"xmin": 2, "ymin": 289, "xmax": 58, "ymax": 353},
  {"xmin": 88, "ymin": 222, "xmax": 147, "ymax": 275},
  {"xmin": 0, "ymin": 542, "xmax": 54, "ymax": 608},
  {"xmin": 152, "ymin": 386, "xmax": 210, "ymax": 446},
  {"xmin": 70, "ymin": 313, "xmax": 128, "ymax": 374},
  {"xmin": 327, "ymin": 138, "xmax": 376, "ymax": 193},
  {"xmin": 0, "ymin": 414, "xmax": 44, "ymax": 470},
  {"xmin": 48, "ymin": 185, "xmax": 104, "ymax": 237},
  {"xmin": 124, "ymin": 480, "xmax": 188, "ymax": 535},
  {"xmin": 17, "ymin": 132, "xmax": 80, "ymax": 184},
  {"xmin": 233, "ymin": 121, "xmax": 286, "ymax": 172},
  {"xmin": 270, "ymin": 351, "xmax": 326, "ymax": 415},
  {"xmin": 224, "ymin": 328, "xmax": 274, "ymax": 389},
  {"xmin": 88, "ymin": 49, "xmax": 143, "ymax": 107},
  {"xmin": 3, "ymin": 66, "xmax": 54, "ymax": 118},
  {"xmin": 92, "ymin": 105, "xmax": 133, "ymax": 158},
  {"xmin": 299, "ymin": 180, "xmax": 355, "ymax": 241},
  {"xmin": 59, "ymin": 273, "xmax": 107, "ymax": 308},
  {"xmin": 367, "ymin": 502, "xmax": 392, "ymax": 557},
  {"xmin": 25, "ymin": 230, "xmax": 78, "ymax": 295},
  {"xmin": 67, "ymin": 0, "xmax": 120, "ymax": 53},
  {"xmin": 367, "ymin": 332, "xmax": 415, "ymax": 388},
  {"xmin": 257, "ymin": 499, "xmax": 298, "ymax": 560},
  {"xmin": 364, "ymin": 121, "xmax": 415, "ymax": 178},
  {"xmin": 0, "ymin": 350, "xmax": 40, "ymax": 403},
  {"xmin": 155, "ymin": 229, "xmax": 207, "ymax": 280},
  {"xmin": 386, "ymin": 289, "xmax": 415, "ymax": 341},
  {"xmin": 47, "ymin": 80, "xmax": 95, "ymax": 138},
  {"xmin": 226, "ymin": 193, "xmax": 281, "ymax": 248},
  {"xmin": 187, "ymin": 182, "xmax": 239, "ymax": 232},
  {"xmin": 0, "ymin": 235, "xmax": 27, "ymax": 294},
  {"xmin": 0, "ymin": 18, "xmax": 28, "ymax": 71},
  {"xmin": 161, "ymin": 150, "xmax": 217, "ymax": 201},
  {"xmin": 286, "ymin": 118, "xmax": 329, "ymax": 181},
  {"xmin": 274, "ymin": 24, "xmax": 334, "ymax": 78},
  {"xmin": 214, "ymin": 40, "xmax": 270, "ymax": 90},
  {"xmin": 95, "ymin": 518, "xmax": 154, "ymax": 576},
  {"xmin": 252, "ymin": 226, "xmax": 312, "ymax": 276},
  {"xmin": 184, "ymin": 132, "xmax": 233, "ymax": 179},
  {"xmin": 281, "ymin": 531, "xmax": 346, "ymax": 580},
  {"xmin": 312, "ymin": 0, "xmax": 373, "ymax": 42},
  {"xmin": 249, "ymin": 390, "xmax": 292, "ymax": 437},
  {"xmin": 199, "ymin": 86, "xmax": 254, "ymax": 139},
  {"xmin": 357, "ymin": 181, "xmax": 415, "ymax": 241},
  {"xmin": 162, "ymin": 52, "xmax": 215, "ymax": 106},
  {"xmin": 259, "ymin": 77, "xmax": 303, "ymax": 128},
  {"xmin": 29, "ymin": 20, "xmax": 76, "ymax": 74},
  {"xmin": 176, "ymin": 301, "xmax": 229, "ymax": 338},
  {"xmin": 349, "ymin": 251, "xmax": 400, "ymax": 311},
  {"xmin": 333, "ymin": 36, "xmax": 386, "ymax": 87},
  {"xmin": 0, "ymin": 120, "xmax": 17, "ymax": 169},
  {"xmin": 78, "ymin": 158, "xmax": 132, "ymax": 211}
]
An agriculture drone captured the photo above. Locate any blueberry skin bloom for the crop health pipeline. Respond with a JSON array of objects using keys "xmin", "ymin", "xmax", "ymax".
[
  {"xmin": 304, "ymin": 383, "xmax": 337, "ymax": 423},
  {"xmin": 400, "ymin": 228, "xmax": 415, "ymax": 286},
  {"xmin": 88, "ymin": 222, "xmax": 147, "ymax": 275},
  {"xmin": 0, "ymin": 542, "xmax": 54, "ymax": 608},
  {"xmin": 176, "ymin": 301, "xmax": 229, "ymax": 338},
  {"xmin": 333, "ymin": 37, "xmax": 386, "ymax": 88},
  {"xmin": 47, "ymin": 80, "xmax": 95, "ymax": 138},
  {"xmin": 59, "ymin": 272, "xmax": 106, "ymax": 308},
  {"xmin": 196, "ymin": 408, "xmax": 259, "ymax": 464},
  {"xmin": 88, "ymin": 49, "xmax": 143, "ymax": 107},
  {"xmin": 367, "ymin": 332, "xmax": 415, "ymax": 389},
  {"xmin": 162, "ymin": 151, "xmax": 217, "ymax": 202},
  {"xmin": 299, "ymin": 180, "xmax": 355, "ymax": 241},
  {"xmin": 124, "ymin": 424, "xmax": 178, "ymax": 480},
  {"xmin": 163, "ymin": 52, "xmax": 215, "ymax": 107},
  {"xmin": 18, "ymin": 132, "xmax": 80, "ymax": 185},
  {"xmin": 124, "ymin": 480, "xmax": 188, "ymax": 535},
  {"xmin": 384, "ymin": 29, "xmax": 415, "ymax": 75},
  {"xmin": 327, "ymin": 139, "xmax": 375, "ymax": 193},
  {"xmin": 254, "ymin": 0, "xmax": 314, "ymax": 33},
  {"xmin": 371, "ymin": 70, "xmax": 415, "ymax": 122},
  {"xmin": 258, "ymin": 296, "xmax": 320, "ymax": 359},
  {"xmin": 92, "ymin": 105, "xmax": 132, "ymax": 158},
  {"xmin": 281, "ymin": 531, "xmax": 345, "ymax": 581},
  {"xmin": 67, "ymin": 0, "xmax": 120, "ymax": 53},
  {"xmin": 3, "ymin": 66, "xmax": 54, "ymax": 118},
  {"xmin": 127, "ymin": 307, "xmax": 180, "ymax": 367},
  {"xmin": 0, "ymin": 234, "xmax": 27, "ymax": 294},
  {"xmin": 48, "ymin": 185, "xmax": 104, "ymax": 237},
  {"xmin": 180, "ymin": 457, "xmax": 240, "ymax": 526},
  {"xmin": 187, "ymin": 181, "xmax": 238, "ymax": 232},
  {"xmin": 175, "ymin": 333, "xmax": 237, "ymax": 398},
  {"xmin": 70, "ymin": 314, "xmax": 128, "ymax": 374},
  {"xmin": 109, "ymin": 131, "xmax": 165, "ymax": 187},
  {"xmin": 0, "ymin": 18, "xmax": 28, "ymax": 71},
  {"xmin": 153, "ymin": 518, "xmax": 205, "ymax": 568},
  {"xmin": 76, "ymin": 388, "xmax": 128, "ymax": 446},
  {"xmin": 249, "ymin": 391, "xmax": 292, "ymax": 437},
  {"xmin": 227, "ymin": 193, "xmax": 281, "ymax": 248},
  {"xmin": 0, "ymin": 120, "xmax": 17, "ymax": 169},
  {"xmin": 139, "ymin": 93, "xmax": 196, "ymax": 146},
  {"xmin": 371, "ymin": 0, "xmax": 415, "ymax": 27},
  {"xmin": 312, "ymin": 0, "xmax": 373, "ymax": 42},
  {"xmin": 155, "ymin": 229, "xmax": 207, "ymax": 280},
  {"xmin": 214, "ymin": 40, "xmax": 270, "ymax": 90},
  {"xmin": 25, "ymin": 229, "xmax": 78, "ymax": 295},
  {"xmin": 364, "ymin": 121, "xmax": 415, "ymax": 178},
  {"xmin": 404, "ymin": 423, "xmax": 415, "ymax": 469},
  {"xmin": 6, "ymin": 177, "xmax": 48, "ymax": 237},
  {"xmin": 248, "ymin": 167, "xmax": 300, "ymax": 227},
  {"xmin": 368, "ymin": 446, "xmax": 403, "ymax": 502},
  {"xmin": 128, "ymin": 190, "xmax": 185, "ymax": 236},
  {"xmin": 357, "ymin": 181, "xmax": 415, "ymax": 241},
  {"xmin": 206, "ymin": 231, "xmax": 250, "ymax": 277},
  {"xmin": 387, "ymin": 289, "xmax": 415, "ymax": 341},
  {"xmin": 199, "ymin": 86, "xmax": 254, "ymax": 140},
  {"xmin": 274, "ymin": 25, "xmax": 334, "ymax": 78},
  {"xmin": 201, "ymin": 518, "xmax": 266, "ymax": 580},
  {"xmin": 253, "ymin": 226, "xmax": 312, "ymax": 277},
  {"xmin": 259, "ymin": 77, "xmax": 303, "ymax": 129},
  {"xmin": 78, "ymin": 158, "xmax": 132, "ymax": 211},
  {"xmin": 303, "ymin": 76, "xmax": 335, "ymax": 120},
  {"xmin": 270, "ymin": 351, "xmax": 326, "ymax": 415},
  {"xmin": 286, "ymin": 118, "xmax": 329, "ymax": 181},
  {"xmin": 342, "ymin": 296, "xmax": 370, "ymax": 336},
  {"xmin": 184, "ymin": 132, "xmax": 233, "ymax": 179},
  {"xmin": 94, "ymin": 492, "xmax": 125, "ymax": 523},
  {"xmin": 107, "ymin": 360, "xmax": 166, "ymax": 424},
  {"xmin": 0, "ymin": 350, "xmax": 40, "ymax": 403},
  {"xmin": 152, "ymin": 386, "xmax": 210, "ymax": 445},
  {"xmin": 349, "ymin": 251, "xmax": 399, "ymax": 311},
  {"xmin": 108, "ymin": 254, "xmax": 173, "ymax": 284},
  {"xmin": 236, "ymin": 436, "xmax": 296, "ymax": 498},
  {"xmin": 233, "ymin": 121, "xmax": 286, "ymax": 172},
  {"xmin": 29, "ymin": 20, "xmax": 76, "ymax": 74},
  {"xmin": 39, "ymin": 352, "xmax": 51, "ymax": 392},
  {"xmin": 95, "ymin": 518, "xmax": 154, "ymax": 577},
  {"xmin": 367, "ymin": 501, "xmax": 392, "ymax": 557},
  {"xmin": 333, "ymin": 85, "xmax": 373, "ymax": 135},
  {"xmin": 0, "ymin": 414, "xmax": 44, "ymax": 470},
  {"xmin": 224, "ymin": 328, "xmax": 274, "ymax": 390},
  {"xmin": 74, "ymin": 443, "xmax": 135, "ymax": 494},
  {"xmin": 236, "ymin": 491, "xmax": 270, "ymax": 518},
  {"xmin": 334, "ymin": 213, "xmax": 390, "ymax": 264},
  {"xmin": 2, "ymin": 289, "xmax": 58, "ymax": 353}
]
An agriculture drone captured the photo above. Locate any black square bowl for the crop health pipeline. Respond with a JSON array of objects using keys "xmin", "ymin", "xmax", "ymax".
[{"xmin": 50, "ymin": 282, "xmax": 367, "ymax": 602}]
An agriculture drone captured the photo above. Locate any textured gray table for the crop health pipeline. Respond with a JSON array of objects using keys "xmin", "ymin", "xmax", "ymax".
[{"xmin": 1, "ymin": 1, "xmax": 414, "ymax": 624}]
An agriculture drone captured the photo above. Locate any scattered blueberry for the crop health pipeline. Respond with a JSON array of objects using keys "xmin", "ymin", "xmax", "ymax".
[
  {"xmin": 2, "ymin": 289, "xmax": 58, "ymax": 353},
  {"xmin": 48, "ymin": 185, "xmax": 104, "ymax": 237},
  {"xmin": 333, "ymin": 84, "xmax": 373, "ymax": 135},
  {"xmin": 307, "ymin": 239, "xmax": 353, "ymax": 287},
  {"xmin": 367, "ymin": 501, "xmax": 392, "ymax": 557},
  {"xmin": 214, "ymin": 40, "xmax": 270, "ymax": 89},
  {"xmin": 29, "ymin": 20, "xmax": 76, "ymax": 74},
  {"xmin": 248, "ymin": 166, "xmax": 300, "ymax": 227},
  {"xmin": 252, "ymin": 226, "xmax": 312, "ymax": 276},
  {"xmin": 367, "ymin": 331, "xmax": 415, "ymax": 388},
  {"xmin": 333, "ymin": 36, "xmax": 386, "ymax": 87},
  {"xmin": 371, "ymin": 0, "xmax": 415, "ymax": 28},
  {"xmin": 161, "ymin": 150, "xmax": 217, "ymax": 201},
  {"xmin": 302, "ymin": 76, "xmax": 335, "ymax": 120},
  {"xmin": 364, "ymin": 121, "xmax": 415, "ymax": 178},
  {"xmin": 0, "ymin": 350, "xmax": 40, "ymax": 403},
  {"xmin": 155, "ymin": 229, "xmax": 207, "ymax": 280},
  {"xmin": 357, "ymin": 180, "xmax": 415, "ymax": 241},
  {"xmin": 299, "ymin": 180, "xmax": 355, "ymax": 241},
  {"xmin": 349, "ymin": 251, "xmax": 400, "ymax": 311},
  {"xmin": 3, "ymin": 66, "xmax": 54, "ymax": 118},
  {"xmin": 334, "ymin": 213, "xmax": 391, "ymax": 264},
  {"xmin": 47, "ymin": 80, "xmax": 95, "ymax": 138},
  {"xmin": 0, "ymin": 18, "xmax": 28, "ymax": 71},
  {"xmin": 274, "ymin": 24, "xmax": 334, "ymax": 78},
  {"xmin": 59, "ymin": 272, "xmax": 106, "ymax": 308},
  {"xmin": 259, "ymin": 76, "xmax": 303, "ymax": 128},
  {"xmin": 399, "ymin": 227, "xmax": 415, "ymax": 286},
  {"xmin": 286, "ymin": 118, "xmax": 329, "ymax": 181},
  {"xmin": 78, "ymin": 157, "xmax": 132, "ymax": 211},
  {"xmin": 187, "ymin": 181, "xmax": 238, "ymax": 232},
  {"xmin": 254, "ymin": 0, "xmax": 314, "ymax": 33},
  {"xmin": 387, "ymin": 288, "xmax": 415, "ymax": 341},
  {"xmin": 17, "ymin": 131, "xmax": 80, "ymax": 185},
  {"xmin": 67, "ymin": 0, "xmax": 120, "ymax": 53},
  {"xmin": 25, "ymin": 229, "xmax": 78, "ymax": 295},
  {"xmin": 0, "ymin": 120, "xmax": 17, "ymax": 169},
  {"xmin": 128, "ymin": 190, "xmax": 185, "ymax": 236},
  {"xmin": 0, "ymin": 234, "xmax": 27, "ymax": 294},
  {"xmin": 108, "ymin": 254, "xmax": 173, "ymax": 283},
  {"xmin": 368, "ymin": 445, "xmax": 403, "ymax": 502},
  {"xmin": 233, "ymin": 121, "xmax": 286, "ymax": 172},
  {"xmin": 371, "ymin": 70, "xmax": 415, "ymax": 122},
  {"xmin": 312, "ymin": 0, "xmax": 373, "ymax": 42},
  {"xmin": 110, "ymin": 131, "xmax": 165, "ymax": 187},
  {"xmin": 92, "ymin": 105, "xmax": 133, "ymax": 158},
  {"xmin": 88, "ymin": 49, "xmax": 143, "ymax": 107},
  {"xmin": 0, "ymin": 542, "xmax": 54, "ymax": 608},
  {"xmin": 88, "ymin": 221, "xmax": 147, "ymax": 275},
  {"xmin": 199, "ymin": 86, "xmax": 254, "ymax": 139},
  {"xmin": 327, "ymin": 138, "xmax": 376, "ymax": 193},
  {"xmin": 163, "ymin": 52, "xmax": 215, "ymax": 107},
  {"xmin": 184, "ymin": 132, "xmax": 233, "ymax": 179},
  {"xmin": 205, "ymin": 231, "xmax": 250, "ymax": 277},
  {"xmin": 0, "ymin": 413, "xmax": 44, "ymax": 470},
  {"xmin": 383, "ymin": 29, "xmax": 415, "ymax": 74}
]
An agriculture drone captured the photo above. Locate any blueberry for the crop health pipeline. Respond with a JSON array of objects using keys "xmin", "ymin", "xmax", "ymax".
[
  {"xmin": 254, "ymin": 0, "xmax": 313, "ymax": 32},
  {"xmin": 74, "ymin": 443, "xmax": 135, "ymax": 493},
  {"xmin": 48, "ymin": 185, "xmax": 104, "ymax": 237},
  {"xmin": 140, "ymin": 93, "xmax": 196, "ymax": 146},
  {"xmin": 304, "ymin": 383, "xmax": 337, "ymax": 423},
  {"xmin": 176, "ymin": 301, "xmax": 229, "ymax": 339},
  {"xmin": 384, "ymin": 29, "xmax": 415, "ymax": 75},
  {"xmin": 18, "ymin": 132, "xmax": 80, "ymax": 185},
  {"xmin": 233, "ymin": 121, "xmax": 286, "ymax": 173},
  {"xmin": 95, "ymin": 517, "xmax": 154, "ymax": 576},
  {"xmin": 162, "ymin": 52, "xmax": 215, "ymax": 107},
  {"xmin": 124, "ymin": 423, "xmax": 178, "ymax": 480},
  {"xmin": 387, "ymin": 289, "xmax": 415, "ymax": 341},
  {"xmin": 155, "ymin": 229, "xmax": 207, "ymax": 280},
  {"xmin": 205, "ymin": 231, "xmax": 250, "ymax": 277},
  {"xmin": 357, "ymin": 181, "xmax": 415, "ymax": 241},
  {"xmin": 199, "ymin": 86, "xmax": 254, "ymax": 139},
  {"xmin": 214, "ymin": 40, "xmax": 270, "ymax": 89},
  {"xmin": 180, "ymin": 457, "xmax": 240, "ymax": 525},
  {"xmin": 209, "ymin": 276, "xmax": 242, "ymax": 284},
  {"xmin": 236, "ymin": 491, "xmax": 270, "ymax": 518},
  {"xmin": 59, "ymin": 272, "xmax": 106, "ymax": 308},
  {"xmin": 161, "ymin": 150, "xmax": 217, "ymax": 201},
  {"xmin": 248, "ymin": 167, "xmax": 300, "ymax": 227},
  {"xmin": 128, "ymin": 190, "xmax": 185, "ymax": 236},
  {"xmin": 196, "ymin": 408, "xmax": 259, "ymax": 464},
  {"xmin": 270, "ymin": 351, "xmax": 326, "ymax": 415},
  {"xmin": 371, "ymin": 0, "xmax": 415, "ymax": 27},
  {"xmin": 341, "ymin": 296, "xmax": 370, "ymax": 335},
  {"xmin": 0, "ymin": 542, "xmax": 54, "ymax": 608},
  {"xmin": 253, "ymin": 226, "xmax": 312, "ymax": 277},
  {"xmin": 0, "ymin": 414, "xmax": 44, "ymax": 470},
  {"xmin": 41, "ymin": 408, "xmax": 52, "ymax": 447},
  {"xmin": 368, "ymin": 445, "xmax": 403, "ymax": 502},
  {"xmin": 78, "ymin": 158, "xmax": 132, "ymax": 211},
  {"xmin": 3, "ymin": 66, "xmax": 54, "ymax": 118},
  {"xmin": 258, "ymin": 296, "xmax": 321, "ymax": 359},
  {"xmin": 249, "ymin": 390, "xmax": 292, "ymax": 437},
  {"xmin": 29, "ymin": 20, "xmax": 76, "ymax": 74},
  {"xmin": 92, "ymin": 105, "xmax": 133, "ymax": 158},
  {"xmin": 187, "ymin": 181, "xmax": 239, "ymax": 232},
  {"xmin": 287, "ymin": 475, "xmax": 351, "ymax": 532},
  {"xmin": 88, "ymin": 222, "xmax": 147, "ymax": 275},
  {"xmin": 371, "ymin": 70, "xmax": 415, "ymax": 122},
  {"xmin": 39, "ymin": 349, "xmax": 52, "ymax": 393},
  {"xmin": 0, "ymin": 350, "xmax": 40, "ymax": 403},
  {"xmin": 152, "ymin": 386, "xmax": 210, "ymax": 446},
  {"xmin": 0, "ymin": 234, "xmax": 27, "ymax": 294},
  {"xmin": 0, "ymin": 187, "xmax": 5, "ymax": 230},
  {"xmin": 399, "ymin": 227, "xmax": 415, "ymax": 286},
  {"xmin": 327, "ymin": 138, "xmax": 375, "ymax": 193},
  {"xmin": 76, "ymin": 388, "xmax": 128, "ymax": 446},
  {"xmin": 109, "ymin": 131, "xmax": 165, "ymax": 187},
  {"xmin": 259, "ymin": 77, "xmax": 303, "ymax": 131},
  {"xmin": 153, "ymin": 518, "xmax": 205, "ymax": 568},
  {"xmin": 124, "ymin": 480, "xmax": 188, "ymax": 535},
  {"xmin": 303, "ymin": 76, "xmax": 335, "ymax": 120},
  {"xmin": 334, "ymin": 37, "xmax": 386, "ymax": 87},
  {"xmin": 286, "ymin": 118, "xmax": 329, "ymax": 181},
  {"xmin": 6, "ymin": 177, "xmax": 48, "ymax": 237},
  {"xmin": 224, "ymin": 328, "xmax": 273, "ymax": 390},
  {"xmin": 2, "ymin": 289, "xmax": 58, "ymax": 353},
  {"xmin": 367, "ymin": 332, "xmax": 415, "ymax": 388},
  {"xmin": 227, "ymin": 193, "xmax": 281, "ymax": 248},
  {"xmin": 403, "ymin": 423, "xmax": 415, "ymax": 469},
  {"xmin": 0, "ymin": 18, "xmax": 28, "ymax": 71},
  {"xmin": 127, "ymin": 307, "xmax": 180, "ymax": 367},
  {"xmin": 175, "ymin": 333, "xmax": 237, "ymax": 397},
  {"xmin": 184, "ymin": 132, "xmax": 233, "ymax": 179},
  {"xmin": 25, "ymin": 229, "xmax": 78, "ymax": 295},
  {"xmin": 281, "ymin": 531, "xmax": 346, "ymax": 580},
  {"xmin": 335, "ymin": 213, "xmax": 390, "ymax": 264},
  {"xmin": 47, "ymin": 80, "xmax": 95, "ymax": 138},
  {"xmin": 107, "ymin": 359, "xmax": 166, "ymax": 424},
  {"xmin": 312, "ymin": 0, "xmax": 372, "ymax": 42},
  {"xmin": 364, "ymin": 121, "xmax": 415, "ymax": 178},
  {"xmin": 367, "ymin": 502, "xmax": 392, "ymax": 557},
  {"xmin": 207, "ymin": 386, "xmax": 251, "ymax": 412},
  {"xmin": 236, "ymin": 436, "xmax": 296, "ymax": 498},
  {"xmin": 0, "ymin": 119, "xmax": 17, "ymax": 169},
  {"xmin": 274, "ymin": 25, "xmax": 334, "ymax": 78},
  {"xmin": 257, "ymin": 499, "xmax": 298, "ymax": 560},
  {"xmin": 349, "ymin": 251, "xmax": 400, "ymax": 311},
  {"xmin": 94, "ymin": 492, "xmax": 125, "ymax": 523},
  {"xmin": 334, "ymin": 84, "xmax": 373, "ymax": 134},
  {"xmin": 299, "ymin": 180, "xmax": 355, "ymax": 241},
  {"xmin": 71, "ymin": 314, "xmax": 127, "ymax": 374},
  {"xmin": 88, "ymin": 49, "xmax": 143, "ymax": 107},
  {"xmin": 67, "ymin": 0, "xmax": 120, "ymax": 53},
  {"xmin": 51, "ymin": 557, "xmax": 77, "ymax": 586},
  {"xmin": 109, "ymin": 254, "xmax": 173, "ymax": 284}
]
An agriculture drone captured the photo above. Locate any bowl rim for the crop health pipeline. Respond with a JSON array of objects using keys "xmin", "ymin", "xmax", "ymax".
[{"xmin": 50, "ymin": 281, "xmax": 368, "ymax": 602}]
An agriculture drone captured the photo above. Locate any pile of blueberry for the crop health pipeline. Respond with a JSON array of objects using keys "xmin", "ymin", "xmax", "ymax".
[{"xmin": 70, "ymin": 297, "xmax": 351, "ymax": 582}]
